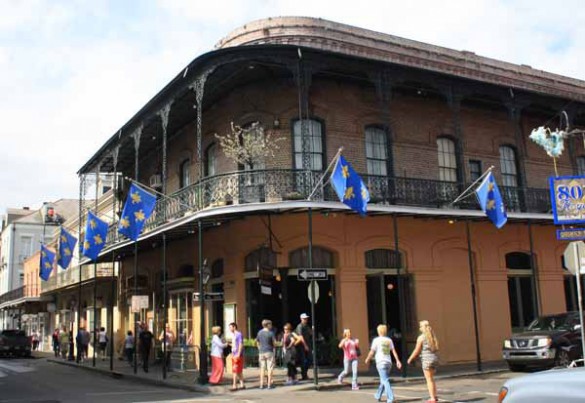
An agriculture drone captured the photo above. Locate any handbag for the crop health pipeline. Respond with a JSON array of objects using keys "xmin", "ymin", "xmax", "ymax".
[
  {"xmin": 356, "ymin": 346, "xmax": 362, "ymax": 357},
  {"xmin": 223, "ymin": 344, "xmax": 232, "ymax": 357}
]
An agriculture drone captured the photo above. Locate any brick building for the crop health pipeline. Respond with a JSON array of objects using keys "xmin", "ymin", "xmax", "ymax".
[{"xmin": 69, "ymin": 17, "xmax": 585, "ymax": 372}]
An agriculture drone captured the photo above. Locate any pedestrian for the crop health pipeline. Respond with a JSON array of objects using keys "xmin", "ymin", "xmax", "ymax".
[
  {"xmin": 59, "ymin": 326, "xmax": 69, "ymax": 359},
  {"xmin": 124, "ymin": 331, "xmax": 134, "ymax": 365},
  {"xmin": 138, "ymin": 323, "xmax": 154, "ymax": 373},
  {"xmin": 364, "ymin": 324, "xmax": 402, "ymax": 403},
  {"xmin": 282, "ymin": 323, "xmax": 301, "ymax": 385},
  {"xmin": 52, "ymin": 329, "xmax": 60, "ymax": 357},
  {"xmin": 295, "ymin": 313, "xmax": 312, "ymax": 381},
  {"xmin": 75, "ymin": 329, "xmax": 84, "ymax": 362},
  {"xmin": 98, "ymin": 327, "xmax": 108, "ymax": 361},
  {"xmin": 31, "ymin": 331, "xmax": 39, "ymax": 351},
  {"xmin": 256, "ymin": 319, "xmax": 276, "ymax": 389},
  {"xmin": 159, "ymin": 323, "xmax": 175, "ymax": 372},
  {"xmin": 209, "ymin": 326, "xmax": 227, "ymax": 384},
  {"xmin": 407, "ymin": 320, "xmax": 440, "ymax": 403},
  {"xmin": 337, "ymin": 328, "xmax": 360, "ymax": 390},
  {"xmin": 229, "ymin": 322, "xmax": 245, "ymax": 391},
  {"xmin": 81, "ymin": 327, "xmax": 90, "ymax": 360}
]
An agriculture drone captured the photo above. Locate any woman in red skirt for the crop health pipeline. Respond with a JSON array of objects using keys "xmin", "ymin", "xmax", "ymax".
[{"xmin": 209, "ymin": 326, "xmax": 227, "ymax": 384}]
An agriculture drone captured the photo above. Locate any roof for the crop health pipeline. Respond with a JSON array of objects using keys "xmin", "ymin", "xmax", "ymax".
[
  {"xmin": 216, "ymin": 16, "xmax": 585, "ymax": 103},
  {"xmin": 13, "ymin": 199, "xmax": 79, "ymax": 225}
]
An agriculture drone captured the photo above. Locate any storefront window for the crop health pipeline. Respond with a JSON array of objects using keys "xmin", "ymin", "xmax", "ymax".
[{"xmin": 169, "ymin": 291, "xmax": 193, "ymax": 346}]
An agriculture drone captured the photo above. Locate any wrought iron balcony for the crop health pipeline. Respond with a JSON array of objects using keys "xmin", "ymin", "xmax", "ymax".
[
  {"xmin": 41, "ymin": 263, "xmax": 117, "ymax": 294},
  {"xmin": 105, "ymin": 169, "xmax": 551, "ymax": 247},
  {"xmin": 0, "ymin": 286, "xmax": 25, "ymax": 305}
]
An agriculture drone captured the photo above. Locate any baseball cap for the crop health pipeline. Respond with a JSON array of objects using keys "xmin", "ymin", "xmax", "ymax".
[{"xmin": 300, "ymin": 313, "xmax": 310, "ymax": 319}]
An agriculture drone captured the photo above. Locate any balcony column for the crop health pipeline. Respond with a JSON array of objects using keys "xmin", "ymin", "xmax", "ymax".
[
  {"xmin": 158, "ymin": 102, "xmax": 172, "ymax": 379},
  {"xmin": 108, "ymin": 145, "xmax": 120, "ymax": 371},
  {"xmin": 76, "ymin": 173, "xmax": 86, "ymax": 363},
  {"xmin": 91, "ymin": 162, "xmax": 101, "ymax": 365},
  {"xmin": 373, "ymin": 70, "xmax": 396, "ymax": 180},
  {"xmin": 131, "ymin": 125, "xmax": 143, "ymax": 374},
  {"xmin": 506, "ymin": 102, "xmax": 528, "ymax": 188}
]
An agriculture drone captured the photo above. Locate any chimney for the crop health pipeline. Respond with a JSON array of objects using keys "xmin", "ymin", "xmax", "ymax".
[{"xmin": 23, "ymin": 207, "xmax": 29, "ymax": 210}]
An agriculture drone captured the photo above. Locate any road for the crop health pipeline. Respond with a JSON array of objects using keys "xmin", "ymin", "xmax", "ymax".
[{"xmin": 0, "ymin": 357, "xmax": 522, "ymax": 403}]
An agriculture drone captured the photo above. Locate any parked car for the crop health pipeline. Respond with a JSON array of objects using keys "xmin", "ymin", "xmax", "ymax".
[
  {"xmin": 0, "ymin": 329, "xmax": 32, "ymax": 357},
  {"xmin": 498, "ymin": 366, "xmax": 585, "ymax": 402},
  {"xmin": 502, "ymin": 311, "xmax": 582, "ymax": 371}
]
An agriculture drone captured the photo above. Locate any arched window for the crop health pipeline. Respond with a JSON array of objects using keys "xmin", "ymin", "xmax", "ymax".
[
  {"xmin": 179, "ymin": 159, "xmax": 190, "ymax": 188},
  {"xmin": 365, "ymin": 249, "xmax": 402, "ymax": 269},
  {"xmin": 211, "ymin": 259, "xmax": 224, "ymax": 279},
  {"xmin": 505, "ymin": 252, "xmax": 532, "ymax": 270},
  {"xmin": 499, "ymin": 146, "xmax": 518, "ymax": 187},
  {"xmin": 245, "ymin": 247, "xmax": 277, "ymax": 272},
  {"xmin": 577, "ymin": 156, "xmax": 585, "ymax": 176},
  {"xmin": 437, "ymin": 137, "xmax": 457, "ymax": 182},
  {"xmin": 293, "ymin": 119, "xmax": 324, "ymax": 170},
  {"xmin": 365, "ymin": 127, "xmax": 389, "ymax": 176},
  {"xmin": 289, "ymin": 246, "xmax": 335, "ymax": 268},
  {"xmin": 205, "ymin": 144, "xmax": 217, "ymax": 177}
]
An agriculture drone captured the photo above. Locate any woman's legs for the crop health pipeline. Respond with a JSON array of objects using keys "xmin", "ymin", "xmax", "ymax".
[
  {"xmin": 338, "ymin": 358, "xmax": 350, "ymax": 382},
  {"xmin": 350, "ymin": 359, "xmax": 358, "ymax": 388},
  {"xmin": 423, "ymin": 368, "xmax": 437, "ymax": 400},
  {"xmin": 375, "ymin": 364, "xmax": 393, "ymax": 401}
]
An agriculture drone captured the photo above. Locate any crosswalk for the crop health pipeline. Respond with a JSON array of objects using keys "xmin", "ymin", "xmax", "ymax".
[{"xmin": 0, "ymin": 361, "xmax": 35, "ymax": 377}]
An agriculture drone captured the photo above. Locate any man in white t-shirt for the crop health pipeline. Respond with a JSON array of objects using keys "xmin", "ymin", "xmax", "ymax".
[{"xmin": 365, "ymin": 324, "xmax": 402, "ymax": 402}]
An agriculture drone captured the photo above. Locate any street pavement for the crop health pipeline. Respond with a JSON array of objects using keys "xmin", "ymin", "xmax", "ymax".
[{"xmin": 0, "ymin": 355, "xmax": 524, "ymax": 402}]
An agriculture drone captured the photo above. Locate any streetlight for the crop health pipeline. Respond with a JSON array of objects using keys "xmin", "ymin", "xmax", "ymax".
[{"xmin": 197, "ymin": 253, "xmax": 210, "ymax": 385}]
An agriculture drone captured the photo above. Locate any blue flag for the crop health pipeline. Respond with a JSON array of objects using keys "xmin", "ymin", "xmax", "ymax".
[
  {"xmin": 58, "ymin": 227, "xmax": 77, "ymax": 269},
  {"xmin": 82, "ymin": 211, "xmax": 108, "ymax": 261},
  {"xmin": 330, "ymin": 155, "xmax": 370, "ymax": 216},
  {"xmin": 118, "ymin": 183, "xmax": 157, "ymax": 241},
  {"xmin": 475, "ymin": 172, "xmax": 507, "ymax": 229},
  {"xmin": 39, "ymin": 244, "xmax": 55, "ymax": 281}
]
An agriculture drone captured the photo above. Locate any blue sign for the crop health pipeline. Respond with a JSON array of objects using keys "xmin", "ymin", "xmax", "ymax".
[
  {"xmin": 557, "ymin": 228, "xmax": 585, "ymax": 241},
  {"xmin": 549, "ymin": 176, "xmax": 585, "ymax": 225}
]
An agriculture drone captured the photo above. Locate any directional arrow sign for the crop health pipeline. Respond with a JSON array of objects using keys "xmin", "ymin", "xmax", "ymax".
[
  {"xmin": 193, "ymin": 292, "xmax": 224, "ymax": 302},
  {"xmin": 297, "ymin": 269, "xmax": 328, "ymax": 281}
]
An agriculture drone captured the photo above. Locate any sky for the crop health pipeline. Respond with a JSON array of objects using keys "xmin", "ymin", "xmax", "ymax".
[{"xmin": 1, "ymin": 0, "xmax": 584, "ymax": 214}]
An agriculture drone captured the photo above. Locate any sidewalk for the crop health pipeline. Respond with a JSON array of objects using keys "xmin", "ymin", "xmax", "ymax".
[{"xmin": 38, "ymin": 351, "xmax": 508, "ymax": 394}]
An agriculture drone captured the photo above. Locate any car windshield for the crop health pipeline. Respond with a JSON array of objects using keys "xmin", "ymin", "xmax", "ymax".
[{"xmin": 526, "ymin": 314, "xmax": 575, "ymax": 331}]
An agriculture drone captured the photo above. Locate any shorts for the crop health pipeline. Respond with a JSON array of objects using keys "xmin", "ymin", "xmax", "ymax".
[
  {"xmin": 232, "ymin": 356, "xmax": 244, "ymax": 374},
  {"xmin": 258, "ymin": 352, "xmax": 275, "ymax": 372}
]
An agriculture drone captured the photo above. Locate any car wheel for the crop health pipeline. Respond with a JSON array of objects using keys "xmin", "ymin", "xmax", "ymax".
[
  {"xmin": 554, "ymin": 349, "xmax": 571, "ymax": 367},
  {"xmin": 508, "ymin": 363, "xmax": 525, "ymax": 371}
]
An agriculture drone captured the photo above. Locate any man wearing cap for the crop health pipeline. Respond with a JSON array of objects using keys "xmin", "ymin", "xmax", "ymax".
[{"xmin": 295, "ymin": 313, "xmax": 313, "ymax": 380}]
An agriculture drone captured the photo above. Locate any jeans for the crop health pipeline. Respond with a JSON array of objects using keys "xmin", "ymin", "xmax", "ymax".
[
  {"xmin": 338, "ymin": 358, "xmax": 358, "ymax": 385},
  {"xmin": 374, "ymin": 363, "xmax": 393, "ymax": 401}
]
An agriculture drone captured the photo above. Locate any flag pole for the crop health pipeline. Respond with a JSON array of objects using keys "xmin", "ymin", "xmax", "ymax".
[
  {"xmin": 450, "ymin": 166, "xmax": 494, "ymax": 206},
  {"xmin": 307, "ymin": 147, "xmax": 344, "ymax": 201}
]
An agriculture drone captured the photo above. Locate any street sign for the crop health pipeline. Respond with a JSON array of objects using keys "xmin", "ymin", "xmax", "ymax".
[
  {"xmin": 307, "ymin": 280, "xmax": 320, "ymax": 304},
  {"xmin": 297, "ymin": 269, "xmax": 328, "ymax": 281},
  {"xmin": 563, "ymin": 241, "xmax": 585, "ymax": 275},
  {"xmin": 557, "ymin": 228, "xmax": 585, "ymax": 241},
  {"xmin": 259, "ymin": 266, "xmax": 273, "ymax": 296},
  {"xmin": 550, "ymin": 176, "xmax": 585, "ymax": 224},
  {"xmin": 131, "ymin": 295, "xmax": 149, "ymax": 313},
  {"xmin": 193, "ymin": 292, "xmax": 224, "ymax": 302}
]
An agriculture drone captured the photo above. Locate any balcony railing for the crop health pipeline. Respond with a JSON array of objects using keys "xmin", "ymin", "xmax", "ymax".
[
  {"xmin": 106, "ymin": 169, "xmax": 551, "ymax": 247},
  {"xmin": 0, "ymin": 286, "xmax": 25, "ymax": 305},
  {"xmin": 41, "ymin": 263, "xmax": 117, "ymax": 294}
]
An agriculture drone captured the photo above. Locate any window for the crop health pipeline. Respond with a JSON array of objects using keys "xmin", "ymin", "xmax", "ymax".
[
  {"xmin": 179, "ymin": 159, "xmax": 190, "ymax": 188},
  {"xmin": 365, "ymin": 249, "xmax": 402, "ymax": 269},
  {"xmin": 289, "ymin": 246, "xmax": 334, "ymax": 268},
  {"xmin": 365, "ymin": 127, "xmax": 388, "ymax": 176},
  {"xmin": 499, "ymin": 146, "xmax": 518, "ymax": 187},
  {"xmin": 20, "ymin": 236, "xmax": 33, "ymax": 261},
  {"xmin": 437, "ymin": 138, "xmax": 457, "ymax": 182},
  {"xmin": 506, "ymin": 252, "xmax": 536, "ymax": 329},
  {"xmin": 245, "ymin": 247, "xmax": 277, "ymax": 272},
  {"xmin": 577, "ymin": 156, "xmax": 585, "ymax": 176},
  {"xmin": 211, "ymin": 259, "xmax": 224, "ymax": 279},
  {"xmin": 293, "ymin": 119, "xmax": 323, "ymax": 170},
  {"xmin": 205, "ymin": 144, "xmax": 216, "ymax": 177},
  {"xmin": 469, "ymin": 160, "xmax": 482, "ymax": 182}
]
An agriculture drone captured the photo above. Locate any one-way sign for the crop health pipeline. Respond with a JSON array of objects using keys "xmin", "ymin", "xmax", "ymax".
[
  {"xmin": 193, "ymin": 292, "xmax": 224, "ymax": 302},
  {"xmin": 297, "ymin": 269, "xmax": 328, "ymax": 281}
]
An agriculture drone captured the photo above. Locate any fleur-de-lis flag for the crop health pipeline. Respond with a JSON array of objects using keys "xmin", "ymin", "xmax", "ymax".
[
  {"xmin": 58, "ymin": 227, "xmax": 77, "ymax": 269},
  {"xmin": 330, "ymin": 154, "xmax": 370, "ymax": 216},
  {"xmin": 118, "ymin": 183, "xmax": 157, "ymax": 241},
  {"xmin": 39, "ymin": 244, "xmax": 55, "ymax": 281},
  {"xmin": 82, "ymin": 210, "xmax": 108, "ymax": 261},
  {"xmin": 475, "ymin": 172, "xmax": 507, "ymax": 229}
]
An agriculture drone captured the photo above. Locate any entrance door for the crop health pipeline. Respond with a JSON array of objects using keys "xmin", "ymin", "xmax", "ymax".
[{"xmin": 366, "ymin": 274, "xmax": 404, "ymax": 356}]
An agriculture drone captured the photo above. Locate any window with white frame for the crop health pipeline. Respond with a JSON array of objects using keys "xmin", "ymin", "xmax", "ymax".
[
  {"xmin": 577, "ymin": 156, "xmax": 585, "ymax": 176},
  {"xmin": 437, "ymin": 137, "xmax": 458, "ymax": 182},
  {"xmin": 366, "ymin": 127, "xmax": 388, "ymax": 176},
  {"xmin": 205, "ymin": 144, "xmax": 217, "ymax": 177},
  {"xmin": 499, "ymin": 146, "xmax": 518, "ymax": 187},
  {"xmin": 179, "ymin": 159, "xmax": 190, "ymax": 188},
  {"xmin": 293, "ymin": 119, "xmax": 323, "ymax": 170}
]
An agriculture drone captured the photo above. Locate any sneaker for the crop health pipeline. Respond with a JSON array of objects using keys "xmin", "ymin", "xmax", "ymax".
[
  {"xmin": 259, "ymin": 385, "xmax": 265, "ymax": 390},
  {"xmin": 352, "ymin": 384, "xmax": 360, "ymax": 390},
  {"xmin": 285, "ymin": 380, "xmax": 293, "ymax": 386},
  {"xmin": 268, "ymin": 384, "xmax": 275, "ymax": 389},
  {"xmin": 337, "ymin": 376, "xmax": 343, "ymax": 385}
]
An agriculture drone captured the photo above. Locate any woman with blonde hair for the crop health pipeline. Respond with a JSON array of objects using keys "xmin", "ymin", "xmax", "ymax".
[
  {"xmin": 407, "ymin": 320, "xmax": 440, "ymax": 402},
  {"xmin": 337, "ymin": 328, "xmax": 360, "ymax": 390},
  {"xmin": 365, "ymin": 324, "xmax": 402, "ymax": 402},
  {"xmin": 209, "ymin": 326, "xmax": 227, "ymax": 385}
]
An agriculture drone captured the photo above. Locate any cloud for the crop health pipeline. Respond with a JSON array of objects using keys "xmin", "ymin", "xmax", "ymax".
[{"xmin": 1, "ymin": 0, "xmax": 584, "ymax": 214}]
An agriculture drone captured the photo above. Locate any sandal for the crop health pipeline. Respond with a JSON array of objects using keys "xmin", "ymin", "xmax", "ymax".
[{"xmin": 229, "ymin": 387, "xmax": 238, "ymax": 392}]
